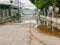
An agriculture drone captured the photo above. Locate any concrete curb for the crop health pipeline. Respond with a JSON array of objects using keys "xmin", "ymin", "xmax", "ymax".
[{"xmin": 31, "ymin": 29, "xmax": 60, "ymax": 45}]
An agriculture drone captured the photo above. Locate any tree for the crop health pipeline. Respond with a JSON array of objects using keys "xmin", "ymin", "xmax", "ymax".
[
  {"xmin": 30, "ymin": 0, "xmax": 53, "ymax": 10},
  {"xmin": 57, "ymin": 0, "xmax": 60, "ymax": 12},
  {"xmin": 57, "ymin": 0, "xmax": 60, "ymax": 7},
  {"xmin": 30, "ymin": 0, "xmax": 60, "ymax": 10}
]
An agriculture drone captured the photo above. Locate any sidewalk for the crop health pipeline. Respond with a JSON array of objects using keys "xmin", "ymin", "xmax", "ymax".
[{"xmin": 31, "ymin": 28, "xmax": 60, "ymax": 45}]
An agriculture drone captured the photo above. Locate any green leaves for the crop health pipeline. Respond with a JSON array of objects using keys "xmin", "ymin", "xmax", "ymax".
[
  {"xmin": 57, "ymin": 0, "xmax": 60, "ymax": 7},
  {"xmin": 30, "ymin": 0, "xmax": 60, "ymax": 10}
]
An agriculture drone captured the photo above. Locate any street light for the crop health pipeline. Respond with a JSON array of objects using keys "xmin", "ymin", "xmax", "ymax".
[
  {"xmin": 18, "ymin": 0, "xmax": 22, "ymax": 15},
  {"xmin": 53, "ymin": 1, "xmax": 57, "ymax": 15},
  {"xmin": 10, "ymin": 0, "xmax": 13, "ymax": 3},
  {"xmin": 10, "ymin": 0, "xmax": 13, "ymax": 16},
  {"xmin": 18, "ymin": 0, "xmax": 20, "ymax": 14},
  {"xmin": 51, "ymin": 0, "xmax": 57, "ymax": 31}
]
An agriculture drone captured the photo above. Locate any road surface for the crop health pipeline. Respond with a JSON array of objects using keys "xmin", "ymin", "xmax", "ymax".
[
  {"xmin": 0, "ymin": 15, "xmax": 45, "ymax": 45},
  {"xmin": 0, "ymin": 24, "xmax": 45, "ymax": 45}
]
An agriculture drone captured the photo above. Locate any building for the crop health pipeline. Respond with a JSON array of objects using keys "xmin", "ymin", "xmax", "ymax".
[{"xmin": 0, "ymin": 0, "xmax": 20, "ymax": 18}]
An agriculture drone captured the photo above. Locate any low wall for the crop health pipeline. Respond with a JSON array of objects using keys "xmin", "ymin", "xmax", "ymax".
[{"xmin": 40, "ymin": 15, "xmax": 60, "ymax": 30}]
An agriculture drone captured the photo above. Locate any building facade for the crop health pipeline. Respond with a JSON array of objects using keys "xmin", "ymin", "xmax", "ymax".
[{"xmin": 0, "ymin": 0, "xmax": 19, "ymax": 18}]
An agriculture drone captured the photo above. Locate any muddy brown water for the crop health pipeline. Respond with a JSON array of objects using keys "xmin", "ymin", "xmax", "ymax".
[{"xmin": 37, "ymin": 23, "xmax": 60, "ymax": 38}]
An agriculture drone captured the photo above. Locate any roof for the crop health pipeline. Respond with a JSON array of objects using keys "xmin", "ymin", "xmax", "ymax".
[
  {"xmin": 0, "ymin": 4, "xmax": 18, "ymax": 9},
  {"xmin": 0, "ymin": 0, "xmax": 19, "ymax": 7}
]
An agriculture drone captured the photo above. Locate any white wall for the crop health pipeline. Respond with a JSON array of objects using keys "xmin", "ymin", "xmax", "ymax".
[{"xmin": 0, "ymin": 0, "xmax": 19, "ymax": 7}]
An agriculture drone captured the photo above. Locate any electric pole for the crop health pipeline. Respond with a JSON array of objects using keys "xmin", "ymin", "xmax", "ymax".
[
  {"xmin": 18, "ymin": 0, "xmax": 20, "ymax": 15},
  {"xmin": 53, "ymin": 0, "xmax": 56, "ymax": 13},
  {"xmin": 51, "ymin": 0, "xmax": 57, "ymax": 31}
]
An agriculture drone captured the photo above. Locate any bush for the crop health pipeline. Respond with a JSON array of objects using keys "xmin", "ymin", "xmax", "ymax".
[
  {"xmin": 10, "ymin": 13, "xmax": 21, "ymax": 22},
  {"xmin": 15, "ymin": 13, "xmax": 21, "ymax": 22},
  {"xmin": 0, "ymin": 12, "xmax": 21, "ymax": 24},
  {"xmin": 2, "ymin": 17, "xmax": 11, "ymax": 23}
]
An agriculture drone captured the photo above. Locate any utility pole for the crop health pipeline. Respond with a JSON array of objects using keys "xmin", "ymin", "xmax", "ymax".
[
  {"xmin": 53, "ymin": 0, "xmax": 56, "ymax": 13},
  {"xmin": 18, "ymin": 0, "xmax": 20, "ymax": 15},
  {"xmin": 51, "ymin": 0, "xmax": 57, "ymax": 31},
  {"xmin": 10, "ymin": 0, "xmax": 13, "ymax": 16}
]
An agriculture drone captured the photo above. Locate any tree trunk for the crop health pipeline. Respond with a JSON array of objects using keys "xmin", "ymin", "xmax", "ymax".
[{"xmin": 59, "ymin": 7, "xmax": 60, "ymax": 13}]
